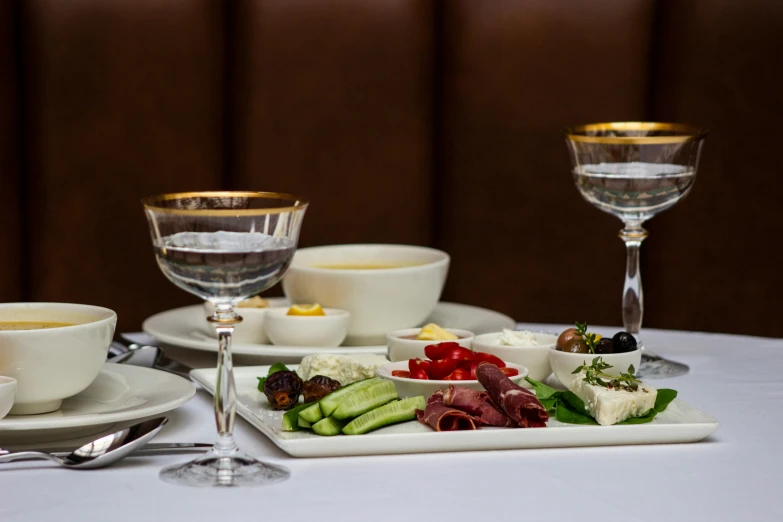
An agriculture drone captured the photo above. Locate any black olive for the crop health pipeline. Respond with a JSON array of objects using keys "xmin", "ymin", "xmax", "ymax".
[
  {"xmin": 562, "ymin": 337, "xmax": 588, "ymax": 353},
  {"xmin": 302, "ymin": 375, "xmax": 341, "ymax": 403},
  {"xmin": 612, "ymin": 332, "xmax": 638, "ymax": 353},
  {"xmin": 594, "ymin": 338, "xmax": 615, "ymax": 354},
  {"xmin": 263, "ymin": 371, "xmax": 303, "ymax": 410}
]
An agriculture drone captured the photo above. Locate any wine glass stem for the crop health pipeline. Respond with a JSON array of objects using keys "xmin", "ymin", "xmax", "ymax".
[
  {"xmin": 619, "ymin": 224, "xmax": 648, "ymax": 337},
  {"xmin": 209, "ymin": 305, "xmax": 243, "ymax": 456}
]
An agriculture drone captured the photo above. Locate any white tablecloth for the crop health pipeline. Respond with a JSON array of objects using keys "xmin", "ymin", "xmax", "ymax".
[{"xmin": 2, "ymin": 325, "xmax": 782, "ymax": 522}]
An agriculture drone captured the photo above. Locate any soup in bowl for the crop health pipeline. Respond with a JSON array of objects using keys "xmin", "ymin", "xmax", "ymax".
[
  {"xmin": 0, "ymin": 303, "xmax": 117, "ymax": 414},
  {"xmin": 282, "ymin": 244, "xmax": 450, "ymax": 345}
]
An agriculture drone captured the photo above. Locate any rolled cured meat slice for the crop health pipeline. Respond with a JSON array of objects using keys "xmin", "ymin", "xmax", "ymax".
[
  {"xmin": 443, "ymin": 385, "xmax": 515, "ymax": 427},
  {"xmin": 475, "ymin": 362, "xmax": 549, "ymax": 428},
  {"xmin": 415, "ymin": 391, "xmax": 477, "ymax": 431}
]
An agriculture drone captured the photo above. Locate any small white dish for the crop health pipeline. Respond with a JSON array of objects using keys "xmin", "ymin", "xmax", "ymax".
[
  {"xmin": 472, "ymin": 331, "xmax": 556, "ymax": 382},
  {"xmin": 264, "ymin": 308, "xmax": 351, "ymax": 347},
  {"xmin": 0, "ymin": 377, "xmax": 17, "ymax": 420},
  {"xmin": 387, "ymin": 327, "xmax": 474, "ymax": 362},
  {"xmin": 202, "ymin": 302, "xmax": 269, "ymax": 344},
  {"xmin": 549, "ymin": 346, "xmax": 642, "ymax": 390},
  {"xmin": 376, "ymin": 360, "xmax": 528, "ymax": 398}
]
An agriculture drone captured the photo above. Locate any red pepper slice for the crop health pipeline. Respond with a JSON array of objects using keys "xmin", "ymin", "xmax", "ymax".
[
  {"xmin": 427, "ymin": 358, "xmax": 458, "ymax": 380},
  {"xmin": 499, "ymin": 367, "xmax": 519, "ymax": 377},
  {"xmin": 443, "ymin": 346, "xmax": 474, "ymax": 361},
  {"xmin": 408, "ymin": 358, "xmax": 432, "ymax": 374},
  {"xmin": 469, "ymin": 361, "xmax": 478, "ymax": 379},
  {"xmin": 424, "ymin": 342, "xmax": 461, "ymax": 361},
  {"xmin": 473, "ymin": 352, "xmax": 506, "ymax": 368},
  {"xmin": 409, "ymin": 368, "xmax": 429, "ymax": 380},
  {"xmin": 391, "ymin": 370, "xmax": 410, "ymax": 378},
  {"xmin": 444, "ymin": 368, "xmax": 471, "ymax": 381}
]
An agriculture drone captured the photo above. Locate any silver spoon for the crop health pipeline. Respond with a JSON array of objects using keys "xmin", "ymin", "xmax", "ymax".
[{"xmin": 0, "ymin": 417, "xmax": 168, "ymax": 469}]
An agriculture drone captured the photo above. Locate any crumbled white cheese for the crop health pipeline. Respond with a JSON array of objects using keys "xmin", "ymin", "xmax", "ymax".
[
  {"xmin": 297, "ymin": 354, "xmax": 389, "ymax": 385},
  {"xmin": 570, "ymin": 370, "xmax": 657, "ymax": 426},
  {"xmin": 498, "ymin": 329, "xmax": 540, "ymax": 347}
]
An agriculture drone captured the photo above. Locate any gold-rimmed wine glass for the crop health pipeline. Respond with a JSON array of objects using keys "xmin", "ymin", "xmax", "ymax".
[
  {"xmin": 565, "ymin": 122, "xmax": 707, "ymax": 378},
  {"xmin": 143, "ymin": 191, "xmax": 308, "ymax": 486}
]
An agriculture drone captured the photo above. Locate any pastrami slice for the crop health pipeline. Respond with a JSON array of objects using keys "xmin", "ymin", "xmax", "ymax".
[
  {"xmin": 416, "ymin": 391, "xmax": 478, "ymax": 431},
  {"xmin": 475, "ymin": 362, "xmax": 549, "ymax": 428},
  {"xmin": 443, "ymin": 385, "xmax": 514, "ymax": 427}
]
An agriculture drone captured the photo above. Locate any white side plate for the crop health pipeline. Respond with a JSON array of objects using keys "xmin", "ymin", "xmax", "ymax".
[
  {"xmin": 0, "ymin": 364, "xmax": 195, "ymax": 442},
  {"xmin": 143, "ymin": 300, "xmax": 515, "ymax": 357},
  {"xmin": 191, "ymin": 365, "xmax": 720, "ymax": 458}
]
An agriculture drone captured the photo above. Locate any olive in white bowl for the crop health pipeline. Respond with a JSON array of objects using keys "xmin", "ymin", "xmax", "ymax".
[
  {"xmin": 549, "ymin": 346, "xmax": 641, "ymax": 390},
  {"xmin": 472, "ymin": 330, "xmax": 556, "ymax": 383},
  {"xmin": 376, "ymin": 361, "xmax": 528, "ymax": 399}
]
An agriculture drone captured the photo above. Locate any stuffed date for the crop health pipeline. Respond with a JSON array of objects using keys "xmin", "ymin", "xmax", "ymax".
[
  {"xmin": 302, "ymin": 375, "xmax": 341, "ymax": 403},
  {"xmin": 263, "ymin": 370, "xmax": 303, "ymax": 410}
]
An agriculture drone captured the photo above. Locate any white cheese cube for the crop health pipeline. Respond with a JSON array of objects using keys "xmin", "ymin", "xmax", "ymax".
[{"xmin": 570, "ymin": 370, "xmax": 657, "ymax": 426}]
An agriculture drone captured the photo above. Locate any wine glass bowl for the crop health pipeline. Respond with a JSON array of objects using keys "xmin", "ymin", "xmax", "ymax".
[
  {"xmin": 565, "ymin": 123, "xmax": 707, "ymax": 378},
  {"xmin": 143, "ymin": 191, "xmax": 308, "ymax": 487}
]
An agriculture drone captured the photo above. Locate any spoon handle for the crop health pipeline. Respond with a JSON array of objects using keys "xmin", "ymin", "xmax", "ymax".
[{"xmin": 0, "ymin": 451, "xmax": 61, "ymax": 464}]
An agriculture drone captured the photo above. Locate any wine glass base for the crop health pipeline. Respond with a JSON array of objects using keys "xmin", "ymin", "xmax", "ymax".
[
  {"xmin": 638, "ymin": 351, "xmax": 690, "ymax": 379},
  {"xmin": 159, "ymin": 449, "xmax": 290, "ymax": 487}
]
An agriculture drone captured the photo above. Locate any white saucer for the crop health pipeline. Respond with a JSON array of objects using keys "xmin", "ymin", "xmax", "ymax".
[
  {"xmin": 0, "ymin": 364, "xmax": 195, "ymax": 444},
  {"xmin": 143, "ymin": 300, "xmax": 516, "ymax": 358}
]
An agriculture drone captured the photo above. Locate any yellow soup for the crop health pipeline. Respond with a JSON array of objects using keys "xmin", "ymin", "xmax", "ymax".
[
  {"xmin": 0, "ymin": 321, "xmax": 75, "ymax": 331},
  {"xmin": 314, "ymin": 263, "xmax": 425, "ymax": 270}
]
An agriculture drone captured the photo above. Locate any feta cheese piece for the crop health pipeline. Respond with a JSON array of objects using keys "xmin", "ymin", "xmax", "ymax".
[
  {"xmin": 570, "ymin": 370, "xmax": 657, "ymax": 426},
  {"xmin": 498, "ymin": 329, "xmax": 540, "ymax": 347},
  {"xmin": 296, "ymin": 354, "xmax": 389, "ymax": 385}
]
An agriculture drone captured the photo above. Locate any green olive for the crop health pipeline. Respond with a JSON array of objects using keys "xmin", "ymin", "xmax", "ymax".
[
  {"xmin": 557, "ymin": 328, "xmax": 580, "ymax": 351},
  {"xmin": 562, "ymin": 337, "xmax": 588, "ymax": 353}
]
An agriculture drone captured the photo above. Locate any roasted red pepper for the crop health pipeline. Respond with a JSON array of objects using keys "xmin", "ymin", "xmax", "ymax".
[{"xmin": 473, "ymin": 352, "xmax": 506, "ymax": 368}]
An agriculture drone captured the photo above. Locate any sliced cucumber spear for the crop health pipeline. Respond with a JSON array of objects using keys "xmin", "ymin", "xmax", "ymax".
[
  {"xmin": 332, "ymin": 380, "xmax": 398, "ymax": 420},
  {"xmin": 319, "ymin": 377, "xmax": 382, "ymax": 417},
  {"xmin": 281, "ymin": 402, "xmax": 314, "ymax": 432},
  {"xmin": 312, "ymin": 416, "xmax": 348, "ymax": 436},
  {"xmin": 343, "ymin": 396, "xmax": 425, "ymax": 435},
  {"xmin": 298, "ymin": 402, "xmax": 324, "ymax": 424},
  {"xmin": 298, "ymin": 417, "xmax": 311, "ymax": 429}
]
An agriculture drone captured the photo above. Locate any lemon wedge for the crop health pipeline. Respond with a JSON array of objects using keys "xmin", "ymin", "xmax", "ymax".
[
  {"xmin": 416, "ymin": 323, "xmax": 458, "ymax": 341},
  {"xmin": 287, "ymin": 304, "xmax": 326, "ymax": 316}
]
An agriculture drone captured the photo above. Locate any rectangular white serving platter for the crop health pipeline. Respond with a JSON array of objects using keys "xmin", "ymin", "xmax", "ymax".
[{"xmin": 191, "ymin": 365, "xmax": 720, "ymax": 458}]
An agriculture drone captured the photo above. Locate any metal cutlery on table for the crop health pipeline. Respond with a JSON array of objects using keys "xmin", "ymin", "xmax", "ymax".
[{"xmin": 108, "ymin": 336, "xmax": 193, "ymax": 379}]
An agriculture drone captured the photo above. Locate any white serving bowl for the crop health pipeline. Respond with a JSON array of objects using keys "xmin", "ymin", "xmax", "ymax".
[
  {"xmin": 281, "ymin": 244, "xmax": 450, "ymax": 345},
  {"xmin": 472, "ymin": 331, "xmax": 556, "ymax": 382},
  {"xmin": 202, "ymin": 302, "xmax": 269, "ymax": 344},
  {"xmin": 0, "ymin": 303, "xmax": 117, "ymax": 415},
  {"xmin": 549, "ymin": 346, "xmax": 642, "ymax": 390},
  {"xmin": 264, "ymin": 307, "xmax": 351, "ymax": 347},
  {"xmin": 0, "ymin": 376, "xmax": 17, "ymax": 419},
  {"xmin": 387, "ymin": 328, "xmax": 474, "ymax": 362},
  {"xmin": 377, "ymin": 360, "xmax": 528, "ymax": 398}
]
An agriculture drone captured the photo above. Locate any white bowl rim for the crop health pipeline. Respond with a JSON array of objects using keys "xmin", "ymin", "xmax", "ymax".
[
  {"xmin": 378, "ymin": 360, "xmax": 529, "ymax": 384},
  {"xmin": 548, "ymin": 344, "xmax": 641, "ymax": 356},
  {"xmin": 288, "ymin": 244, "xmax": 450, "ymax": 274},
  {"xmin": 0, "ymin": 376, "xmax": 17, "ymax": 386},
  {"xmin": 388, "ymin": 327, "xmax": 475, "ymax": 339},
  {"xmin": 0, "ymin": 302, "xmax": 117, "ymax": 334},
  {"xmin": 265, "ymin": 307, "xmax": 350, "ymax": 318},
  {"xmin": 473, "ymin": 331, "xmax": 558, "ymax": 347}
]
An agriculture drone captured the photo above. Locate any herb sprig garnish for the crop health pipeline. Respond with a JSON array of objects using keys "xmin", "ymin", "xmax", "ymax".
[
  {"xmin": 575, "ymin": 321, "xmax": 599, "ymax": 354},
  {"xmin": 572, "ymin": 356, "xmax": 642, "ymax": 392}
]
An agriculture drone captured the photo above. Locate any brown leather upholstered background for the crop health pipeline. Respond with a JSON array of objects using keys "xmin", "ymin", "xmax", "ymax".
[{"xmin": 2, "ymin": 0, "xmax": 782, "ymax": 337}]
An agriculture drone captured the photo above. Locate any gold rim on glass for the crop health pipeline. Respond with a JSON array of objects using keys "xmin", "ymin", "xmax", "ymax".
[
  {"xmin": 141, "ymin": 191, "xmax": 309, "ymax": 216},
  {"xmin": 566, "ymin": 122, "xmax": 708, "ymax": 145}
]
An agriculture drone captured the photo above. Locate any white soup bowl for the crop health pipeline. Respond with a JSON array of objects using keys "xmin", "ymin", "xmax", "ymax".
[{"xmin": 0, "ymin": 303, "xmax": 116, "ymax": 414}]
